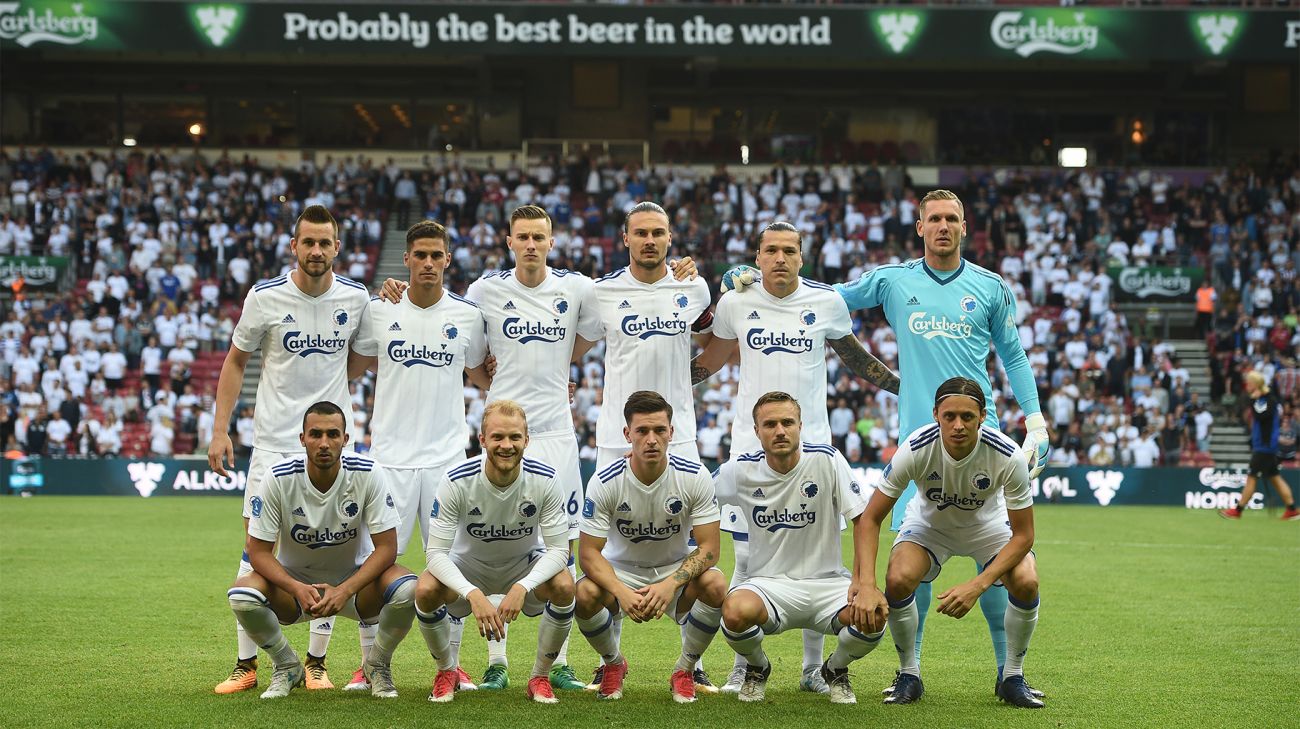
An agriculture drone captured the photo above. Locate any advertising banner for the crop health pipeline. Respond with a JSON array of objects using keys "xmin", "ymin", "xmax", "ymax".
[
  {"xmin": 1108, "ymin": 266, "xmax": 1204, "ymax": 303},
  {"xmin": 0, "ymin": 255, "xmax": 71, "ymax": 293},
  {"xmin": 1, "ymin": 2, "xmax": 1296, "ymax": 61}
]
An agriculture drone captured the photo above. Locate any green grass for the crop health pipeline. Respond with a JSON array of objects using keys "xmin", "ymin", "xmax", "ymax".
[{"xmin": 2, "ymin": 498, "xmax": 1298, "ymax": 728}]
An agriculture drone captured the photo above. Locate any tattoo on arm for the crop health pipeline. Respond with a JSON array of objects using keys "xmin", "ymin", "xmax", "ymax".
[
  {"xmin": 671, "ymin": 547, "xmax": 713, "ymax": 585},
  {"xmin": 829, "ymin": 335, "xmax": 901, "ymax": 394},
  {"xmin": 690, "ymin": 360, "xmax": 712, "ymax": 385}
]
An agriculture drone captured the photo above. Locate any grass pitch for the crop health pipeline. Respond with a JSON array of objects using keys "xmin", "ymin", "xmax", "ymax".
[{"xmin": 1, "ymin": 497, "xmax": 1297, "ymax": 728}]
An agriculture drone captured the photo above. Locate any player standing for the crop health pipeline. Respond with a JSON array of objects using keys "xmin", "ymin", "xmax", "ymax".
[
  {"xmin": 227, "ymin": 402, "xmax": 415, "ymax": 700},
  {"xmin": 1220, "ymin": 371, "xmax": 1300, "ymax": 520},
  {"xmin": 413, "ymin": 401, "xmax": 574, "ymax": 704},
  {"xmin": 857, "ymin": 377, "xmax": 1044, "ymax": 708},
  {"xmin": 575, "ymin": 391, "xmax": 725, "ymax": 703},
  {"xmin": 210, "ymin": 205, "xmax": 371, "ymax": 694}
]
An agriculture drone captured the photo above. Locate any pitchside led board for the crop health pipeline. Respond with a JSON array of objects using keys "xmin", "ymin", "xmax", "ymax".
[
  {"xmin": 3, "ymin": 458, "xmax": 1295, "ymax": 513},
  {"xmin": 0, "ymin": 2, "xmax": 1297, "ymax": 61}
]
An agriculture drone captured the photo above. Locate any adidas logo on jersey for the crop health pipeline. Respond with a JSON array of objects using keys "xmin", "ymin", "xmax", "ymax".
[
  {"xmin": 468, "ymin": 507, "xmax": 482, "ymax": 516},
  {"xmin": 747, "ymin": 311, "xmax": 761, "ymax": 320},
  {"xmin": 282, "ymin": 314, "xmax": 296, "ymax": 324},
  {"xmin": 617, "ymin": 502, "xmax": 632, "ymax": 513},
  {"xmin": 388, "ymin": 322, "xmax": 402, "ymax": 331},
  {"xmin": 752, "ymin": 488, "xmax": 765, "ymax": 498},
  {"xmin": 618, "ymin": 300, "xmax": 631, "ymax": 310},
  {"xmin": 926, "ymin": 471, "xmax": 941, "ymax": 481},
  {"xmin": 504, "ymin": 301, "xmax": 517, "ymax": 310},
  {"xmin": 292, "ymin": 506, "xmax": 306, "ymax": 516},
  {"xmin": 906, "ymin": 297, "xmax": 920, "ymax": 306}
]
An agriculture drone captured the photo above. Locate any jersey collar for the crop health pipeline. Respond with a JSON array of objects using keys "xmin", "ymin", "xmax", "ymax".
[{"xmin": 921, "ymin": 259, "xmax": 965, "ymax": 286}]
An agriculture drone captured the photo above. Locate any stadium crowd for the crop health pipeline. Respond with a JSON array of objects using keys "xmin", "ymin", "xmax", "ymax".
[{"xmin": 1, "ymin": 146, "xmax": 1297, "ymax": 470}]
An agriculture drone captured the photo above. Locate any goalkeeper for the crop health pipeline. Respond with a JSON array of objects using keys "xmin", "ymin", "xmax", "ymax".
[{"xmin": 723, "ymin": 189, "xmax": 1049, "ymax": 697}]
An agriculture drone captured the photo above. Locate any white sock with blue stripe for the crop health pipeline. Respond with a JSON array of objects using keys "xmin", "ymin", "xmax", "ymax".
[
  {"xmin": 721, "ymin": 621, "xmax": 768, "ymax": 670},
  {"xmin": 577, "ymin": 607, "xmax": 621, "ymax": 664},
  {"xmin": 887, "ymin": 593, "xmax": 920, "ymax": 676},
  {"xmin": 416, "ymin": 605, "xmax": 455, "ymax": 671},
  {"xmin": 826, "ymin": 623, "xmax": 884, "ymax": 670},
  {"xmin": 368, "ymin": 575, "xmax": 416, "ymax": 665},
  {"xmin": 677, "ymin": 603, "xmax": 722, "ymax": 672},
  {"xmin": 229, "ymin": 588, "xmax": 296, "ymax": 667},
  {"xmin": 1003, "ymin": 595, "xmax": 1039, "ymax": 678},
  {"xmin": 534, "ymin": 599, "xmax": 575, "ymax": 678}
]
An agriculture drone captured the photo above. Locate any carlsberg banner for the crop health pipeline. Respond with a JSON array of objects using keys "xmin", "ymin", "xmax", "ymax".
[
  {"xmin": 0, "ymin": 2, "xmax": 1296, "ymax": 60},
  {"xmin": 1109, "ymin": 266, "xmax": 1203, "ymax": 303}
]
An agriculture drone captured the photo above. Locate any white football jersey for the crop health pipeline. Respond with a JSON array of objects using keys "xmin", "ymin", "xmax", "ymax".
[
  {"xmin": 355, "ymin": 291, "xmax": 487, "ymax": 468},
  {"xmin": 713, "ymin": 443, "xmax": 867, "ymax": 580},
  {"xmin": 590, "ymin": 269, "xmax": 712, "ymax": 449},
  {"xmin": 713, "ymin": 278, "xmax": 852, "ymax": 454},
  {"xmin": 581, "ymin": 454, "xmax": 719, "ymax": 570},
  {"xmin": 231, "ymin": 273, "xmax": 369, "ymax": 452},
  {"xmin": 427, "ymin": 455, "xmax": 570, "ymax": 565},
  {"xmin": 876, "ymin": 424, "xmax": 1032, "ymax": 530},
  {"xmin": 246, "ymin": 454, "xmax": 399, "ymax": 585},
  {"xmin": 465, "ymin": 268, "xmax": 601, "ymax": 435}
]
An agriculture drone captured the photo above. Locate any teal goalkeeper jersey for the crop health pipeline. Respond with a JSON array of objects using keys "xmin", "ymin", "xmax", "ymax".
[{"xmin": 835, "ymin": 258, "xmax": 1041, "ymax": 441}]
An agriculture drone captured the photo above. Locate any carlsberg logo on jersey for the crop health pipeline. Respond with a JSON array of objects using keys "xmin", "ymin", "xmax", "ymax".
[
  {"xmin": 926, "ymin": 487, "xmax": 985, "ymax": 511},
  {"xmin": 467, "ymin": 522, "xmax": 534, "ymax": 542},
  {"xmin": 502, "ymin": 318, "xmax": 566, "ymax": 344},
  {"xmin": 615, "ymin": 519, "xmax": 681, "ymax": 543},
  {"xmin": 283, "ymin": 330, "xmax": 349, "ymax": 357},
  {"xmin": 620, "ymin": 314, "xmax": 688, "ymax": 339},
  {"xmin": 751, "ymin": 505, "xmax": 816, "ymax": 531},
  {"xmin": 908, "ymin": 312, "xmax": 974, "ymax": 341},
  {"xmin": 746, "ymin": 328, "xmax": 815, "ymax": 355},
  {"xmin": 990, "ymin": 10, "xmax": 1099, "ymax": 57},
  {"xmin": 387, "ymin": 339, "xmax": 454, "ymax": 367},
  {"xmin": 290, "ymin": 523, "xmax": 359, "ymax": 549}
]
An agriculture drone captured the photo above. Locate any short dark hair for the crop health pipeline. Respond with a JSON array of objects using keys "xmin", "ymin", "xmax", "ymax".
[
  {"xmin": 758, "ymin": 220, "xmax": 801, "ymax": 248},
  {"xmin": 302, "ymin": 401, "xmax": 346, "ymax": 431},
  {"xmin": 624, "ymin": 390, "xmax": 673, "ymax": 424},
  {"xmin": 934, "ymin": 377, "xmax": 986, "ymax": 414},
  {"xmin": 406, "ymin": 219, "xmax": 449, "ymax": 251},
  {"xmin": 623, "ymin": 202, "xmax": 670, "ymax": 231},
  {"xmin": 752, "ymin": 391, "xmax": 801, "ymax": 421},
  {"xmin": 294, "ymin": 204, "xmax": 338, "ymax": 240},
  {"xmin": 509, "ymin": 204, "xmax": 552, "ymax": 233}
]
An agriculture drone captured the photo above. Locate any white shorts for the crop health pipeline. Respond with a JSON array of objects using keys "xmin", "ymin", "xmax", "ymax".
[
  {"xmin": 893, "ymin": 519, "xmax": 1014, "ymax": 585},
  {"xmin": 580, "ymin": 562, "xmax": 723, "ymax": 624},
  {"xmin": 731, "ymin": 575, "xmax": 851, "ymax": 636},
  {"xmin": 242, "ymin": 447, "xmax": 299, "ymax": 519},
  {"xmin": 596, "ymin": 441, "xmax": 702, "ymax": 471},
  {"xmin": 386, "ymin": 462, "xmax": 455, "ymax": 556},
  {"xmin": 526, "ymin": 432, "xmax": 581, "ymax": 540},
  {"xmin": 444, "ymin": 551, "xmax": 548, "ymax": 620}
]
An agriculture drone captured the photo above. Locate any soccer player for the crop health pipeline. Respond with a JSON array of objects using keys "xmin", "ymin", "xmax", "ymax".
[
  {"xmin": 692, "ymin": 220, "xmax": 899, "ymax": 694},
  {"xmin": 857, "ymin": 377, "xmax": 1043, "ymax": 708},
  {"xmin": 576, "ymin": 391, "xmax": 725, "ymax": 703},
  {"xmin": 1220, "ymin": 371, "xmax": 1300, "ymax": 520},
  {"xmin": 210, "ymin": 204, "xmax": 372, "ymax": 694},
  {"xmin": 413, "ymin": 401, "xmax": 575, "ymax": 704},
  {"xmin": 715, "ymin": 392, "xmax": 887, "ymax": 704},
  {"xmin": 351, "ymin": 219, "xmax": 492, "ymax": 691},
  {"xmin": 725, "ymin": 191, "xmax": 1048, "ymax": 695},
  {"xmin": 227, "ymin": 402, "xmax": 415, "ymax": 700}
]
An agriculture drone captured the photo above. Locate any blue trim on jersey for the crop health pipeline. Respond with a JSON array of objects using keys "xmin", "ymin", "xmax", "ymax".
[
  {"xmin": 668, "ymin": 455, "xmax": 702, "ymax": 473},
  {"xmin": 253, "ymin": 276, "xmax": 288, "ymax": 292},
  {"xmin": 552, "ymin": 268, "xmax": 573, "ymax": 277},
  {"xmin": 802, "ymin": 443, "xmax": 836, "ymax": 455},
  {"xmin": 801, "ymin": 277, "xmax": 834, "ymax": 292},
  {"xmin": 922, "ymin": 259, "xmax": 965, "ymax": 286},
  {"xmin": 910, "ymin": 432, "xmax": 941, "ymax": 452},
  {"xmin": 596, "ymin": 267, "xmax": 626, "ymax": 283},
  {"xmin": 447, "ymin": 292, "xmax": 478, "ymax": 308},
  {"xmin": 736, "ymin": 448, "xmax": 765, "ymax": 463},
  {"xmin": 335, "ymin": 274, "xmax": 367, "ymax": 292},
  {"xmin": 341, "ymin": 456, "xmax": 374, "ymax": 472},
  {"xmin": 907, "ymin": 424, "xmax": 940, "ymax": 448},
  {"xmin": 980, "ymin": 427, "xmax": 1019, "ymax": 453},
  {"xmin": 599, "ymin": 459, "xmax": 628, "ymax": 483},
  {"xmin": 521, "ymin": 457, "xmax": 556, "ymax": 477},
  {"xmin": 448, "ymin": 462, "xmax": 481, "ymax": 481},
  {"xmin": 522, "ymin": 464, "xmax": 555, "ymax": 480},
  {"xmin": 369, "ymin": 294, "xmax": 381, "ymax": 302},
  {"xmin": 382, "ymin": 573, "xmax": 417, "ymax": 604},
  {"xmin": 980, "ymin": 435, "xmax": 1016, "ymax": 459},
  {"xmin": 724, "ymin": 531, "xmax": 748, "ymax": 542}
]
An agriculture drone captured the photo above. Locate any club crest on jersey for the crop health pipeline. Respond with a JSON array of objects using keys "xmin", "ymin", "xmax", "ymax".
[
  {"xmin": 388, "ymin": 339, "xmax": 454, "ymax": 367},
  {"xmin": 291, "ymin": 523, "xmax": 360, "ymax": 549},
  {"xmin": 800, "ymin": 481, "xmax": 819, "ymax": 499},
  {"xmin": 751, "ymin": 505, "xmax": 816, "ymax": 532},
  {"xmin": 283, "ymin": 330, "xmax": 349, "ymax": 357},
  {"xmin": 745, "ymin": 328, "xmax": 815, "ymax": 355},
  {"xmin": 621, "ymin": 314, "xmax": 688, "ymax": 339},
  {"xmin": 551, "ymin": 297, "xmax": 569, "ymax": 315},
  {"xmin": 674, "ymin": 293, "xmax": 689, "ymax": 309},
  {"xmin": 385, "ymin": 494, "xmax": 394, "ymax": 508},
  {"xmin": 342, "ymin": 500, "xmax": 359, "ymax": 518},
  {"xmin": 430, "ymin": 499, "xmax": 440, "ymax": 518},
  {"xmin": 333, "ymin": 308, "xmax": 349, "ymax": 326},
  {"xmin": 615, "ymin": 518, "xmax": 681, "ymax": 543},
  {"xmin": 250, "ymin": 495, "xmax": 263, "ymax": 517},
  {"xmin": 925, "ymin": 488, "xmax": 985, "ymax": 511},
  {"xmin": 959, "ymin": 296, "xmax": 978, "ymax": 314},
  {"xmin": 972, "ymin": 472, "xmax": 992, "ymax": 490},
  {"xmin": 799, "ymin": 309, "xmax": 817, "ymax": 326},
  {"xmin": 443, "ymin": 323, "xmax": 459, "ymax": 340},
  {"xmin": 518, "ymin": 500, "xmax": 538, "ymax": 519},
  {"xmin": 582, "ymin": 498, "xmax": 596, "ymax": 519},
  {"xmin": 849, "ymin": 481, "xmax": 861, "ymax": 494},
  {"xmin": 502, "ymin": 317, "xmax": 566, "ymax": 344},
  {"xmin": 664, "ymin": 496, "xmax": 685, "ymax": 515}
]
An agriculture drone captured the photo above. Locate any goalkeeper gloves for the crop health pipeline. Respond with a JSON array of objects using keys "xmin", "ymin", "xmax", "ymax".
[
  {"xmin": 1021, "ymin": 412, "xmax": 1051, "ymax": 479},
  {"xmin": 721, "ymin": 265, "xmax": 758, "ymax": 292}
]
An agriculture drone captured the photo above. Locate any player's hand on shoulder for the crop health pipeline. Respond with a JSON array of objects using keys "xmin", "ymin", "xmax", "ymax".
[
  {"xmin": 721, "ymin": 265, "xmax": 758, "ymax": 292},
  {"xmin": 207, "ymin": 432, "xmax": 233, "ymax": 476},
  {"xmin": 669, "ymin": 256, "xmax": 698, "ymax": 281},
  {"xmin": 378, "ymin": 277, "xmax": 407, "ymax": 303},
  {"xmin": 936, "ymin": 580, "xmax": 985, "ymax": 619}
]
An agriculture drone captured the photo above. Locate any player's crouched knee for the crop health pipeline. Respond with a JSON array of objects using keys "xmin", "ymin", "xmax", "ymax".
[
  {"xmin": 415, "ymin": 571, "xmax": 445, "ymax": 611},
  {"xmin": 699, "ymin": 570, "xmax": 728, "ymax": 608},
  {"xmin": 721, "ymin": 592, "xmax": 758, "ymax": 630},
  {"xmin": 229, "ymin": 587, "xmax": 269, "ymax": 612},
  {"xmin": 385, "ymin": 574, "xmax": 417, "ymax": 608},
  {"xmin": 547, "ymin": 570, "xmax": 576, "ymax": 604}
]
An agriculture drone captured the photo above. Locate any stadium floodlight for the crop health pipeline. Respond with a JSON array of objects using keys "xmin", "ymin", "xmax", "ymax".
[
  {"xmin": 741, "ymin": 144, "xmax": 750, "ymax": 165},
  {"xmin": 1058, "ymin": 147, "xmax": 1088, "ymax": 168},
  {"xmin": 122, "ymin": 137, "xmax": 137, "ymax": 147},
  {"xmin": 188, "ymin": 122, "xmax": 204, "ymax": 138}
]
